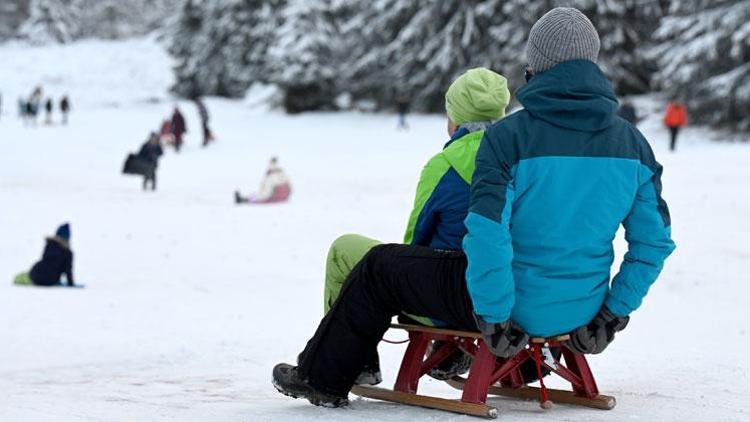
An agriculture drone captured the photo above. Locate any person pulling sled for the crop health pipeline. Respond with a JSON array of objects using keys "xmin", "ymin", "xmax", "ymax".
[{"xmin": 123, "ymin": 132, "xmax": 163, "ymax": 191}]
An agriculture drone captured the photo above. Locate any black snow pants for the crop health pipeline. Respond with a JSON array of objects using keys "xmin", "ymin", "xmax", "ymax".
[
  {"xmin": 669, "ymin": 126, "xmax": 680, "ymax": 151},
  {"xmin": 297, "ymin": 244, "xmax": 477, "ymax": 397}
]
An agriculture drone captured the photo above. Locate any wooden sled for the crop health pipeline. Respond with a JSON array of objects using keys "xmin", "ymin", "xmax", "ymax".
[{"xmin": 351, "ymin": 324, "xmax": 616, "ymax": 419}]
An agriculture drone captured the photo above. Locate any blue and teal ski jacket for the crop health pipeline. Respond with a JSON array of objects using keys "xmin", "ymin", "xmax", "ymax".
[
  {"xmin": 463, "ymin": 60, "xmax": 676, "ymax": 337},
  {"xmin": 404, "ymin": 127, "xmax": 484, "ymax": 250}
]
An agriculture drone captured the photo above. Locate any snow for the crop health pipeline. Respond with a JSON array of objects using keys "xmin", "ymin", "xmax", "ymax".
[{"xmin": 1, "ymin": 38, "xmax": 750, "ymax": 422}]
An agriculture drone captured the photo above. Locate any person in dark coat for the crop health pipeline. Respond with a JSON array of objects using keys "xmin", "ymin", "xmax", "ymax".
[
  {"xmin": 28, "ymin": 223, "xmax": 75, "ymax": 287},
  {"xmin": 395, "ymin": 94, "xmax": 410, "ymax": 130},
  {"xmin": 170, "ymin": 106, "xmax": 187, "ymax": 152},
  {"xmin": 617, "ymin": 100, "xmax": 639, "ymax": 125},
  {"xmin": 60, "ymin": 95, "xmax": 70, "ymax": 125},
  {"xmin": 137, "ymin": 132, "xmax": 163, "ymax": 190},
  {"xmin": 194, "ymin": 97, "xmax": 213, "ymax": 147},
  {"xmin": 44, "ymin": 98, "xmax": 53, "ymax": 124},
  {"xmin": 24, "ymin": 101, "xmax": 35, "ymax": 126}
]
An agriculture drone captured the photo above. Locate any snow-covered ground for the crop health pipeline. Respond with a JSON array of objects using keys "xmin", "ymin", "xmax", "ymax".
[{"xmin": 1, "ymin": 38, "xmax": 749, "ymax": 422}]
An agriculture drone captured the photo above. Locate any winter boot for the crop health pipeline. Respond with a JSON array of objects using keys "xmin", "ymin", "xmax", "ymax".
[
  {"xmin": 234, "ymin": 191, "xmax": 246, "ymax": 204},
  {"xmin": 354, "ymin": 360, "xmax": 382, "ymax": 386},
  {"xmin": 272, "ymin": 363, "xmax": 349, "ymax": 408},
  {"xmin": 426, "ymin": 341, "xmax": 473, "ymax": 381}
]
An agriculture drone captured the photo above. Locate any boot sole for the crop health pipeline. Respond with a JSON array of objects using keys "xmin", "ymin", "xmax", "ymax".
[{"xmin": 272, "ymin": 379, "xmax": 347, "ymax": 408}]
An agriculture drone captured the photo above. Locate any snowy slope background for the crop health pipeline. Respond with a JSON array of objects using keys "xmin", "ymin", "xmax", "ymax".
[{"xmin": 1, "ymin": 38, "xmax": 749, "ymax": 421}]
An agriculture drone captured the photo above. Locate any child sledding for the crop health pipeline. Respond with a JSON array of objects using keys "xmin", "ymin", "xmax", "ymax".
[
  {"xmin": 14, "ymin": 223, "xmax": 78, "ymax": 288},
  {"xmin": 272, "ymin": 7, "xmax": 675, "ymax": 418},
  {"xmin": 234, "ymin": 157, "xmax": 292, "ymax": 204}
]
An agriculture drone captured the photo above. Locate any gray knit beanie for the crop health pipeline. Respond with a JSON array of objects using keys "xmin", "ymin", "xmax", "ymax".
[{"xmin": 526, "ymin": 7, "xmax": 600, "ymax": 73}]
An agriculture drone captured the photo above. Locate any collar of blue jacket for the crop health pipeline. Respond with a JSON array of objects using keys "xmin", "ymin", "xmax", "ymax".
[{"xmin": 517, "ymin": 59, "xmax": 619, "ymax": 132}]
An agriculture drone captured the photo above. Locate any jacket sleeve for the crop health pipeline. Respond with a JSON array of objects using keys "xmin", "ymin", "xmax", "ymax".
[
  {"xmin": 605, "ymin": 150, "xmax": 676, "ymax": 316},
  {"xmin": 462, "ymin": 133, "xmax": 516, "ymax": 324}
]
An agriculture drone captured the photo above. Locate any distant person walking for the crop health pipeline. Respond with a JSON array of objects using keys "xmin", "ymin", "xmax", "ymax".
[
  {"xmin": 136, "ymin": 132, "xmax": 164, "ymax": 191},
  {"xmin": 395, "ymin": 94, "xmax": 410, "ymax": 130},
  {"xmin": 14, "ymin": 223, "xmax": 76, "ymax": 287},
  {"xmin": 60, "ymin": 95, "xmax": 71, "ymax": 125},
  {"xmin": 663, "ymin": 99, "xmax": 687, "ymax": 151},
  {"xmin": 24, "ymin": 101, "xmax": 35, "ymax": 126},
  {"xmin": 44, "ymin": 98, "xmax": 53, "ymax": 124},
  {"xmin": 617, "ymin": 100, "xmax": 639, "ymax": 125},
  {"xmin": 17, "ymin": 97, "xmax": 26, "ymax": 120},
  {"xmin": 26, "ymin": 86, "xmax": 43, "ymax": 126},
  {"xmin": 194, "ymin": 97, "xmax": 214, "ymax": 147},
  {"xmin": 170, "ymin": 106, "xmax": 187, "ymax": 152}
]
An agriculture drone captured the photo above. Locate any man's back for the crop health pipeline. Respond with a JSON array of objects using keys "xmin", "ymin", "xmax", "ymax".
[{"xmin": 464, "ymin": 60, "xmax": 675, "ymax": 337}]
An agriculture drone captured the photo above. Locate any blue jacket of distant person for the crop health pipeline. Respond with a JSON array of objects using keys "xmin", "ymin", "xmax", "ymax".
[{"xmin": 463, "ymin": 60, "xmax": 676, "ymax": 337}]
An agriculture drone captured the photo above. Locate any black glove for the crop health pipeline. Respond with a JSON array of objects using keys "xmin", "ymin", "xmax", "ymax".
[
  {"xmin": 566, "ymin": 306, "xmax": 629, "ymax": 354},
  {"xmin": 474, "ymin": 315, "xmax": 529, "ymax": 358}
]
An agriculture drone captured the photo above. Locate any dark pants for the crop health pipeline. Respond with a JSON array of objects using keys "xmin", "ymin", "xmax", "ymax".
[
  {"xmin": 297, "ymin": 244, "xmax": 476, "ymax": 396},
  {"xmin": 669, "ymin": 126, "xmax": 680, "ymax": 151},
  {"xmin": 201, "ymin": 122, "xmax": 211, "ymax": 146},
  {"xmin": 143, "ymin": 172, "xmax": 156, "ymax": 190}
]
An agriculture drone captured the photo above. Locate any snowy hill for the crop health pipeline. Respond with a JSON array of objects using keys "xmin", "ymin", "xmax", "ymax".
[
  {"xmin": 0, "ymin": 37, "xmax": 174, "ymax": 109},
  {"xmin": 1, "ymin": 38, "xmax": 749, "ymax": 422}
]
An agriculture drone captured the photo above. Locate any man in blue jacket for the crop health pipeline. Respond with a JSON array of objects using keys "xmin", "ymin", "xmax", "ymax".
[{"xmin": 273, "ymin": 7, "xmax": 675, "ymax": 408}]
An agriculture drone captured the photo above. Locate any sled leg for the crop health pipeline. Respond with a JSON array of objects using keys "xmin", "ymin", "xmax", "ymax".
[
  {"xmin": 394, "ymin": 332, "xmax": 431, "ymax": 393},
  {"xmin": 460, "ymin": 341, "xmax": 497, "ymax": 404},
  {"xmin": 351, "ymin": 385, "xmax": 498, "ymax": 419},
  {"xmin": 560, "ymin": 348, "xmax": 599, "ymax": 398}
]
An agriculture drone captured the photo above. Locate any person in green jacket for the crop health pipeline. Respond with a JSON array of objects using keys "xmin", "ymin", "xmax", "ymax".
[{"xmin": 321, "ymin": 67, "xmax": 511, "ymax": 384}]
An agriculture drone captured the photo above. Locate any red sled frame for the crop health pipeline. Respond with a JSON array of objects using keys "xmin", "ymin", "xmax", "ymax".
[{"xmin": 351, "ymin": 324, "xmax": 616, "ymax": 419}]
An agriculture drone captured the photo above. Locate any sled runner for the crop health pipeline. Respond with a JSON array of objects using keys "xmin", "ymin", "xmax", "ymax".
[{"xmin": 351, "ymin": 324, "xmax": 615, "ymax": 419}]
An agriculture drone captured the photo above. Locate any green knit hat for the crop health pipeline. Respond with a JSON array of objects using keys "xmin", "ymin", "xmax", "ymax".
[{"xmin": 445, "ymin": 68, "xmax": 510, "ymax": 125}]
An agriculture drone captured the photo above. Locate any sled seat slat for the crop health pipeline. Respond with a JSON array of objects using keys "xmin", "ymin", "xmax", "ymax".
[{"xmin": 390, "ymin": 323, "xmax": 571, "ymax": 343}]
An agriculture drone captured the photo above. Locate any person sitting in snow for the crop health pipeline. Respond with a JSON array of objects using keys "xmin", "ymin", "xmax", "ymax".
[
  {"xmin": 322, "ymin": 67, "xmax": 512, "ymax": 385},
  {"xmin": 234, "ymin": 157, "xmax": 291, "ymax": 204},
  {"xmin": 272, "ymin": 7, "xmax": 675, "ymax": 409},
  {"xmin": 14, "ymin": 223, "xmax": 75, "ymax": 287}
]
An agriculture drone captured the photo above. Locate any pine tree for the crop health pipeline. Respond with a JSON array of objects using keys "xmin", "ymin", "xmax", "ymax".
[
  {"xmin": 0, "ymin": 0, "xmax": 32, "ymax": 41},
  {"xmin": 170, "ymin": 0, "xmax": 284, "ymax": 98},
  {"xmin": 20, "ymin": 0, "xmax": 80, "ymax": 44},
  {"xmin": 650, "ymin": 0, "xmax": 750, "ymax": 131},
  {"xmin": 499, "ymin": 0, "xmax": 666, "ymax": 95},
  {"xmin": 342, "ymin": 0, "xmax": 518, "ymax": 112},
  {"xmin": 269, "ymin": 0, "xmax": 341, "ymax": 112},
  {"xmin": 168, "ymin": 0, "xmax": 206, "ymax": 97},
  {"xmin": 340, "ymin": 0, "xmax": 664, "ymax": 113}
]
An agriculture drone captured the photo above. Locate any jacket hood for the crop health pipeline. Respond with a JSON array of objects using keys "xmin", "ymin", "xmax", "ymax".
[{"xmin": 516, "ymin": 60, "xmax": 618, "ymax": 132}]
